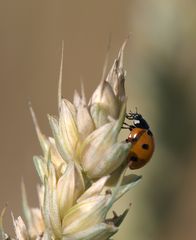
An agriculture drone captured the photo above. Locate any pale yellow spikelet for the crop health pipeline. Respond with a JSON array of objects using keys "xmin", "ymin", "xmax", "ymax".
[{"xmin": 1, "ymin": 40, "xmax": 143, "ymax": 240}]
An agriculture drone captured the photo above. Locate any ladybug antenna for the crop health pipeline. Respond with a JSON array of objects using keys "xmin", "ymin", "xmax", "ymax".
[{"xmin": 135, "ymin": 107, "xmax": 138, "ymax": 114}]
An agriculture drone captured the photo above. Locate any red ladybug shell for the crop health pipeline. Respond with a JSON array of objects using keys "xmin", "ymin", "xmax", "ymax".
[{"xmin": 127, "ymin": 128, "xmax": 155, "ymax": 169}]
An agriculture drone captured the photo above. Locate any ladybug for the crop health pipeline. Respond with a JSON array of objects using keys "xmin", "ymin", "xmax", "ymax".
[{"xmin": 123, "ymin": 111, "xmax": 155, "ymax": 169}]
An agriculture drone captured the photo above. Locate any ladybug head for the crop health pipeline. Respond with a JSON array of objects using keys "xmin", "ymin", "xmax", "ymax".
[
  {"xmin": 126, "ymin": 111, "xmax": 149, "ymax": 129},
  {"xmin": 127, "ymin": 112, "xmax": 143, "ymax": 120}
]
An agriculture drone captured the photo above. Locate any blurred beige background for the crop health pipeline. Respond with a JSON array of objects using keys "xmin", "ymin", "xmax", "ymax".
[{"xmin": 0, "ymin": 0, "xmax": 196, "ymax": 239}]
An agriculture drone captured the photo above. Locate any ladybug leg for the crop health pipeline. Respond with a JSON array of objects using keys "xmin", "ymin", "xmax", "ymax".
[
  {"xmin": 128, "ymin": 125, "xmax": 135, "ymax": 131},
  {"xmin": 122, "ymin": 122, "xmax": 135, "ymax": 131},
  {"xmin": 122, "ymin": 122, "xmax": 130, "ymax": 128},
  {"xmin": 126, "ymin": 113, "xmax": 134, "ymax": 120},
  {"xmin": 121, "ymin": 126, "xmax": 130, "ymax": 129}
]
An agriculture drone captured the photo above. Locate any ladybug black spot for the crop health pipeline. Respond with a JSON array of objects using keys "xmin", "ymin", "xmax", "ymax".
[
  {"xmin": 147, "ymin": 130, "xmax": 153, "ymax": 136},
  {"xmin": 130, "ymin": 156, "xmax": 138, "ymax": 161},
  {"xmin": 142, "ymin": 143, "xmax": 149, "ymax": 150}
]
